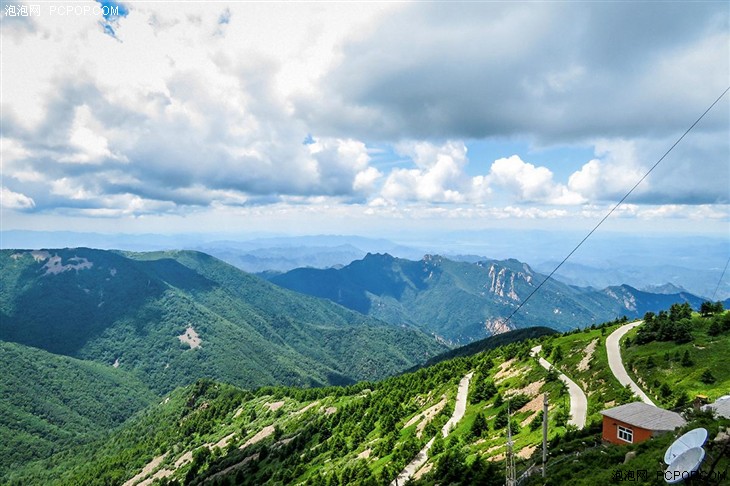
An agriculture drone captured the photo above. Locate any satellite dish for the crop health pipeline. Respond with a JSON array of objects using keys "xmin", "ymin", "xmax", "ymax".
[
  {"xmin": 664, "ymin": 428, "xmax": 708, "ymax": 464},
  {"xmin": 664, "ymin": 447, "xmax": 705, "ymax": 484}
]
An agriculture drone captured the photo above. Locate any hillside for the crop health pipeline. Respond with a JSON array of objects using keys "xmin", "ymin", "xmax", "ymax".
[
  {"xmin": 0, "ymin": 340, "xmax": 156, "ymax": 477},
  {"xmin": 0, "ymin": 249, "xmax": 446, "ymax": 393},
  {"xmin": 9, "ymin": 313, "xmax": 728, "ymax": 486},
  {"xmin": 270, "ymin": 253, "xmax": 706, "ymax": 343}
]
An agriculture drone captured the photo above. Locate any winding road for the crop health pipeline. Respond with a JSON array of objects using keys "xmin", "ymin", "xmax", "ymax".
[
  {"xmin": 530, "ymin": 345, "xmax": 587, "ymax": 429},
  {"xmin": 390, "ymin": 372, "xmax": 473, "ymax": 486},
  {"xmin": 606, "ymin": 321, "xmax": 655, "ymax": 406}
]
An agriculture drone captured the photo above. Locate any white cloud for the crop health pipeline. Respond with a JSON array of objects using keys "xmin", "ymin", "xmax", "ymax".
[
  {"xmin": 1, "ymin": 1, "xmax": 727, "ymax": 233},
  {"xmin": 381, "ymin": 141, "xmax": 471, "ymax": 203},
  {"xmin": 1, "ymin": 187, "xmax": 36, "ymax": 210},
  {"xmin": 488, "ymin": 155, "xmax": 585, "ymax": 205},
  {"xmin": 567, "ymin": 140, "xmax": 647, "ymax": 201}
]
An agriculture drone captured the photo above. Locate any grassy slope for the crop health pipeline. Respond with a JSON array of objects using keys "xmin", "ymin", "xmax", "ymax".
[
  {"xmin": 7, "ymin": 311, "xmax": 729, "ymax": 485},
  {"xmin": 0, "ymin": 341, "xmax": 156, "ymax": 480},
  {"xmin": 622, "ymin": 312, "xmax": 730, "ymax": 406},
  {"xmin": 7, "ymin": 332, "xmax": 574, "ymax": 485}
]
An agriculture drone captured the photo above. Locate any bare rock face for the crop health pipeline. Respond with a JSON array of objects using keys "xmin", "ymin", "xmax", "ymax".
[
  {"xmin": 487, "ymin": 263, "xmax": 532, "ymax": 302},
  {"xmin": 485, "ymin": 318, "xmax": 512, "ymax": 335}
]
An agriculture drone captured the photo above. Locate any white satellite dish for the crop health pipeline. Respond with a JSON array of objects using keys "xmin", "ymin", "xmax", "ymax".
[
  {"xmin": 664, "ymin": 447, "xmax": 705, "ymax": 484},
  {"xmin": 664, "ymin": 428, "xmax": 708, "ymax": 464}
]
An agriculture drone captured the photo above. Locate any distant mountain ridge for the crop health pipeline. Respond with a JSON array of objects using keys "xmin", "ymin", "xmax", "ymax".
[
  {"xmin": 270, "ymin": 253, "xmax": 708, "ymax": 343},
  {"xmin": 0, "ymin": 249, "xmax": 446, "ymax": 393}
]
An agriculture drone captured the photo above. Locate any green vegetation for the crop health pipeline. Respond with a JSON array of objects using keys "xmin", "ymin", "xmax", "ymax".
[
  {"xmin": 6, "ymin": 328, "xmax": 590, "ymax": 485},
  {"xmin": 271, "ymin": 253, "xmax": 705, "ymax": 344},
  {"xmin": 2, "ymin": 251, "xmax": 727, "ymax": 486},
  {"xmin": 0, "ymin": 249, "xmax": 446, "ymax": 394},
  {"xmin": 0, "ymin": 341, "xmax": 155, "ymax": 477},
  {"xmin": 623, "ymin": 305, "xmax": 730, "ymax": 407}
]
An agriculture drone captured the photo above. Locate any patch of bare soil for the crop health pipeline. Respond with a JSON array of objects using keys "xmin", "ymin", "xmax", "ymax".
[
  {"xmin": 293, "ymin": 401, "xmax": 319, "ymax": 415},
  {"xmin": 122, "ymin": 453, "xmax": 168, "ymax": 486},
  {"xmin": 211, "ymin": 433, "xmax": 236, "ymax": 450},
  {"xmin": 240, "ymin": 425, "xmax": 275, "ymax": 450},
  {"xmin": 137, "ymin": 469, "xmax": 173, "ymax": 486},
  {"xmin": 413, "ymin": 462, "xmax": 433, "ymax": 480},
  {"xmin": 178, "ymin": 326, "xmax": 201, "ymax": 349},
  {"xmin": 357, "ymin": 448, "xmax": 372, "ymax": 460},
  {"xmin": 43, "ymin": 255, "xmax": 93, "ymax": 275},
  {"xmin": 175, "ymin": 451, "xmax": 193, "ymax": 468},
  {"xmin": 265, "ymin": 400, "xmax": 285, "ymax": 412},
  {"xmin": 404, "ymin": 396, "xmax": 447, "ymax": 438},
  {"xmin": 520, "ymin": 412, "xmax": 537, "ymax": 427},
  {"xmin": 323, "ymin": 406, "xmax": 337, "ymax": 415},
  {"xmin": 578, "ymin": 338, "xmax": 599, "ymax": 372},
  {"xmin": 30, "ymin": 250, "xmax": 50, "ymax": 262},
  {"xmin": 207, "ymin": 453, "xmax": 260, "ymax": 482},
  {"xmin": 494, "ymin": 358, "xmax": 520, "ymax": 382},
  {"xmin": 517, "ymin": 444, "xmax": 537, "ymax": 459},
  {"xmin": 508, "ymin": 379, "xmax": 545, "ymax": 398},
  {"xmin": 518, "ymin": 395, "xmax": 544, "ymax": 414}
]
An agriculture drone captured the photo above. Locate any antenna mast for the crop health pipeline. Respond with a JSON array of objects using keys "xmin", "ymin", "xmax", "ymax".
[
  {"xmin": 506, "ymin": 403, "xmax": 516, "ymax": 486},
  {"xmin": 542, "ymin": 393, "xmax": 548, "ymax": 478}
]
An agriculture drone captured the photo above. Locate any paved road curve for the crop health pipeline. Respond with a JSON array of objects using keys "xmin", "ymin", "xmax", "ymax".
[
  {"xmin": 390, "ymin": 372, "xmax": 473, "ymax": 486},
  {"xmin": 606, "ymin": 321, "xmax": 655, "ymax": 406},
  {"xmin": 530, "ymin": 345, "xmax": 587, "ymax": 429}
]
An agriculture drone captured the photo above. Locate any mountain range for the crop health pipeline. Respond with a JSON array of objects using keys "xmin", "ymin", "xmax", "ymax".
[
  {"xmin": 269, "ymin": 253, "xmax": 710, "ymax": 344},
  {"xmin": 0, "ymin": 249, "xmax": 446, "ymax": 394}
]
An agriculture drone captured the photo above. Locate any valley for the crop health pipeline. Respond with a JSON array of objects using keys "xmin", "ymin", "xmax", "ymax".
[{"xmin": 1, "ymin": 247, "xmax": 728, "ymax": 485}]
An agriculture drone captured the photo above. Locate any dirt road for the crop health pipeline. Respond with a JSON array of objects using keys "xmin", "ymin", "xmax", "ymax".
[
  {"xmin": 606, "ymin": 321, "xmax": 654, "ymax": 406},
  {"xmin": 530, "ymin": 345, "xmax": 587, "ymax": 429},
  {"xmin": 390, "ymin": 372, "xmax": 473, "ymax": 485}
]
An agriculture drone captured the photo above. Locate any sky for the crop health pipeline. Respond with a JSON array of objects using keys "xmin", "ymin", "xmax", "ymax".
[{"xmin": 1, "ymin": 1, "xmax": 729, "ymax": 241}]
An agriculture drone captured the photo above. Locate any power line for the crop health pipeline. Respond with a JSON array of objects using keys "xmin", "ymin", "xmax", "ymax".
[
  {"xmin": 712, "ymin": 257, "xmax": 730, "ymax": 302},
  {"xmin": 501, "ymin": 85, "xmax": 730, "ymax": 328}
]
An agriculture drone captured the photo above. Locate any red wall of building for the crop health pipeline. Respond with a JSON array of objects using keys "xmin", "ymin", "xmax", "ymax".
[{"xmin": 602, "ymin": 416, "xmax": 654, "ymax": 445}]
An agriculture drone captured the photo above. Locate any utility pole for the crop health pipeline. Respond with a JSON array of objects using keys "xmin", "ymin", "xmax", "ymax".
[
  {"xmin": 542, "ymin": 393, "xmax": 548, "ymax": 478},
  {"xmin": 506, "ymin": 403, "xmax": 516, "ymax": 486}
]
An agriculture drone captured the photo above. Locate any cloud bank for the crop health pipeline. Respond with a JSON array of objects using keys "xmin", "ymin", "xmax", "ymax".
[{"xmin": 1, "ymin": 1, "xmax": 727, "ymax": 230}]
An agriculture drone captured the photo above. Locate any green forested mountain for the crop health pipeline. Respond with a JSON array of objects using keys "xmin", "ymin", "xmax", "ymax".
[
  {"xmin": 270, "ymin": 253, "xmax": 706, "ymax": 343},
  {"xmin": 0, "ymin": 340, "xmax": 156, "ymax": 477},
  {"xmin": 0, "ymin": 249, "xmax": 446, "ymax": 394},
  {"xmin": 8, "ymin": 314, "xmax": 729, "ymax": 486}
]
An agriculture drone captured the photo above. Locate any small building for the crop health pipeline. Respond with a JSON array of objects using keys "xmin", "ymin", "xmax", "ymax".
[{"xmin": 600, "ymin": 402, "xmax": 686, "ymax": 445}]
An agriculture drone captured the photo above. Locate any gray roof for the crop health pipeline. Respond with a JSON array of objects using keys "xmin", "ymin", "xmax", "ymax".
[
  {"xmin": 702, "ymin": 396, "xmax": 730, "ymax": 419},
  {"xmin": 601, "ymin": 402, "xmax": 686, "ymax": 431}
]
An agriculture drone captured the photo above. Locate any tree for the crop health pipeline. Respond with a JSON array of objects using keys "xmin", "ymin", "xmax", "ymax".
[
  {"xmin": 681, "ymin": 350, "xmax": 694, "ymax": 367},
  {"xmin": 530, "ymin": 410, "xmax": 544, "ymax": 431},
  {"xmin": 670, "ymin": 302, "xmax": 692, "ymax": 321},
  {"xmin": 700, "ymin": 301, "xmax": 724, "ymax": 316},
  {"xmin": 433, "ymin": 448, "xmax": 466, "ymax": 484},
  {"xmin": 700, "ymin": 369, "xmax": 716, "ymax": 384},
  {"xmin": 708, "ymin": 320, "xmax": 722, "ymax": 337},
  {"xmin": 494, "ymin": 408, "xmax": 508, "ymax": 429},
  {"xmin": 470, "ymin": 377, "xmax": 498, "ymax": 404},
  {"xmin": 470, "ymin": 412, "xmax": 489, "ymax": 439},
  {"xmin": 551, "ymin": 345, "xmax": 564, "ymax": 362}
]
